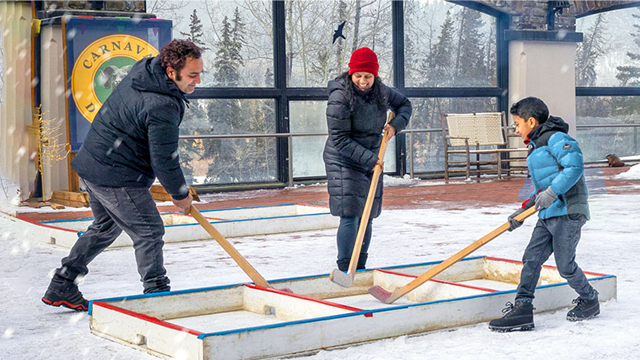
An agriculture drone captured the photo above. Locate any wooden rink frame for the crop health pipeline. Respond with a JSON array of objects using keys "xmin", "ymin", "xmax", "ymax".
[
  {"xmin": 89, "ymin": 256, "xmax": 617, "ymax": 360},
  {"xmin": 15, "ymin": 204, "xmax": 339, "ymax": 248}
]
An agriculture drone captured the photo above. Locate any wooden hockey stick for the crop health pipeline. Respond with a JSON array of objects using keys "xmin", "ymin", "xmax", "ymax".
[
  {"xmin": 368, "ymin": 206, "xmax": 537, "ymax": 303},
  {"xmin": 191, "ymin": 206, "xmax": 291, "ymax": 292},
  {"xmin": 330, "ymin": 112, "xmax": 394, "ymax": 288}
]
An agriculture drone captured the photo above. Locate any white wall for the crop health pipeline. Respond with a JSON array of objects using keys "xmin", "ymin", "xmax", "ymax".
[
  {"xmin": 509, "ymin": 40, "xmax": 578, "ymax": 137},
  {"xmin": 0, "ymin": 2, "xmax": 35, "ymax": 201}
]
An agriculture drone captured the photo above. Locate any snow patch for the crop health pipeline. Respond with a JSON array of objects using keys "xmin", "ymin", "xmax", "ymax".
[
  {"xmin": 384, "ymin": 174, "xmax": 418, "ymax": 187},
  {"xmin": 614, "ymin": 164, "xmax": 640, "ymax": 180}
]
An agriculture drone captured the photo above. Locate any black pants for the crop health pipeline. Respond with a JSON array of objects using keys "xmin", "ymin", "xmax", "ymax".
[
  {"xmin": 55, "ymin": 179, "xmax": 170, "ymax": 293},
  {"xmin": 516, "ymin": 215, "xmax": 594, "ymax": 302},
  {"xmin": 336, "ymin": 216, "xmax": 373, "ymax": 271}
]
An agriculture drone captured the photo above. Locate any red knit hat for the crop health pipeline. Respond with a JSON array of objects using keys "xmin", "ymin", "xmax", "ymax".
[{"xmin": 348, "ymin": 47, "xmax": 379, "ymax": 77}]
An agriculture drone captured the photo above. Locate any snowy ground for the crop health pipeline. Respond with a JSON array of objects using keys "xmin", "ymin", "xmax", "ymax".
[{"xmin": 1, "ymin": 169, "xmax": 640, "ymax": 359}]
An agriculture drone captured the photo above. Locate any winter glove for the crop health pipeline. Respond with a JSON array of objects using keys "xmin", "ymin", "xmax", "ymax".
[
  {"xmin": 508, "ymin": 198, "xmax": 535, "ymax": 232},
  {"xmin": 534, "ymin": 187, "xmax": 557, "ymax": 210}
]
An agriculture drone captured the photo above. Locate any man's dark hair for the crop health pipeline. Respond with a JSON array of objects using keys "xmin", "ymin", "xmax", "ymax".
[
  {"xmin": 510, "ymin": 97, "xmax": 549, "ymax": 124},
  {"xmin": 160, "ymin": 39, "xmax": 202, "ymax": 77}
]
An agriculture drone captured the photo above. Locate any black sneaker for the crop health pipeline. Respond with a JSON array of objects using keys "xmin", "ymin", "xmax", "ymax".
[
  {"xmin": 42, "ymin": 278, "xmax": 89, "ymax": 312},
  {"xmin": 567, "ymin": 295, "xmax": 600, "ymax": 321},
  {"xmin": 489, "ymin": 300, "xmax": 535, "ymax": 332}
]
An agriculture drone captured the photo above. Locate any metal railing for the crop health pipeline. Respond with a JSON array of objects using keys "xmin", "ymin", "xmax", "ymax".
[
  {"xmin": 180, "ymin": 129, "xmax": 443, "ymax": 186},
  {"xmin": 180, "ymin": 132, "xmax": 326, "ymax": 187},
  {"xmin": 179, "ymin": 123, "xmax": 638, "ymax": 187}
]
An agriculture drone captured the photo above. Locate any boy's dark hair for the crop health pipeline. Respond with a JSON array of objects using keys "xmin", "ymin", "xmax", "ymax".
[
  {"xmin": 510, "ymin": 97, "xmax": 549, "ymax": 124},
  {"xmin": 160, "ymin": 39, "xmax": 202, "ymax": 76}
]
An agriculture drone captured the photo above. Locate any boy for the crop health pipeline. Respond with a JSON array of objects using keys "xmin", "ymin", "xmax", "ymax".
[{"xmin": 488, "ymin": 97, "xmax": 599, "ymax": 332}]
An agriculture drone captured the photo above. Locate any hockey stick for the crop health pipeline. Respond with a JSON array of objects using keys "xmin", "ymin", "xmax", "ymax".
[
  {"xmin": 368, "ymin": 206, "xmax": 538, "ymax": 303},
  {"xmin": 190, "ymin": 206, "xmax": 291, "ymax": 292},
  {"xmin": 330, "ymin": 112, "xmax": 395, "ymax": 288}
]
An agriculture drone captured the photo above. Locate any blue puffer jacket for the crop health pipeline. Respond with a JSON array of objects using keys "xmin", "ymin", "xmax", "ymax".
[{"xmin": 525, "ymin": 116, "xmax": 590, "ymax": 220}]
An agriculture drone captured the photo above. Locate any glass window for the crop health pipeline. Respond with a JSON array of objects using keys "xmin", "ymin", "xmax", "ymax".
[
  {"xmin": 576, "ymin": 7, "xmax": 640, "ymax": 87},
  {"xmin": 151, "ymin": 0, "xmax": 274, "ymax": 87},
  {"xmin": 289, "ymin": 100, "xmax": 396, "ymax": 177},
  {"xmin": 290, "ymin": 101, "xmax": 328, "ymax": 177},
  {"xmin": 404, "ymin": 1, "xmax": 497, "ymax": 88},
  {"xmin": 408, "ymin": 97, "xmax": 497, "ymax": 173},
  {"xmin": 179, "ymin": 98, "xmax": 277, "ymax": 185},
  {"xmin": 576, "ymin": 96, "xmax": 640, "ymax": 162},
  {"xmin": 286, "ymin": 0, "xmax": 393, "ymax": 87}
]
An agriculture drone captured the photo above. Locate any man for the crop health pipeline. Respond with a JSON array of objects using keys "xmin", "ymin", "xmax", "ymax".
[{"xmin": 42, "ymin": 39, "xmax": 203, "ymax": 311}]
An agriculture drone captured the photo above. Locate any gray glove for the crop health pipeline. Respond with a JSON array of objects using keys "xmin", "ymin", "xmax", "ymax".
[
  {"xmin": 535, "ymin": 187, "xmax": 557, "ymax": 209},
  {"xmin": 507, "ymin": 208, "xmax": 526, "ymax": 231},
  {"xmin": 508, "ymin": 199, "xmax": 535, "ymax": 231}
]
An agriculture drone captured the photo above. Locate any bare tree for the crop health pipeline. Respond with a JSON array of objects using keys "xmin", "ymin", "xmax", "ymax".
[{"xmin": 147, "ymin": 0, "xmax": 187, "ymax": 21}]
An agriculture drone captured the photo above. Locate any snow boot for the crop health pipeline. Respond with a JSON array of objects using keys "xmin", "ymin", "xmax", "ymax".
[
  {"xmin": 336, "ymin": 258, "xmax": 350, "ymax": 272},
  {"xmin": 488, "ymin": 300, "xmax": 534, "ymax": 332},
  {"xmin": 42, "ymin": 275, "xmax": 89, "ymax": 312},
  {"xmin": 337, "ymin": 253, "xmax": 368, "ymax": 271},
  {"xmin": 567, "ymin": 292, "xmax": 600, "ymax": 321}
]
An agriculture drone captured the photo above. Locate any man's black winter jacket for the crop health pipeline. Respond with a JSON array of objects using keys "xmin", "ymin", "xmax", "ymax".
[{"xmin": 71, "ymin": 56, "xmax": 189, "ymax": 200}]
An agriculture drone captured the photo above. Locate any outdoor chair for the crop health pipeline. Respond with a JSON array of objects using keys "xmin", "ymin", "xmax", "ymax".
[{"xmin": 441, "ymin": 111, "xmax": 527, "ymax": 180}]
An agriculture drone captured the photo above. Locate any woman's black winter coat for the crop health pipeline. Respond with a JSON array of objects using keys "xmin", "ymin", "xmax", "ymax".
[{"xmin": 323, "ymin": 77, "xmax": 411, "ymax": 218}]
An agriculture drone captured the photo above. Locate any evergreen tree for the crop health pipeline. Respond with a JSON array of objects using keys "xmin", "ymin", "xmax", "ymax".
[
  {"xmin": 616, "ymin": 11, "xmax": 640, "ymax": 86},
  {"xmin": 180, "ymin": 9, "xmax": 210, "ymax": 51},
  {"xmin": 614, "ymin": 10, "xmax": 640, "ymax": 116},
  {"xmin": 575, "ymin": 14, "xmax": 610, "ymax": 118},
  {"xmin": 576, "ymin": 14, "xmax": 607, "ymax": 87},
  {"xmin": 455, "ymin": 7, "xmax": 486, "ymax": 87},
  {"xmin": 231, "ymin": 7, "xmax": 246, "ymax": 69},
  {"xmin": 425, "ymin": 10, "xmax": 455, "ymax": 87},
  {"xmin": 213, "ymin": 16, "xmax": 240, "ymax": 87},
  {"xmin": 205, "ymin": 12, "xmax": 246, "ymax": 182}
]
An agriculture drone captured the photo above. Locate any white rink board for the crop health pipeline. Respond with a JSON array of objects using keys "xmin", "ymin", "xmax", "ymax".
[
  {"xmin": 25, "ymin": 204, "xmax": 338, "ymax": 248},
  {"xmin": 89, "ymin": 256, "xmax": 617, "ymax": 360}
]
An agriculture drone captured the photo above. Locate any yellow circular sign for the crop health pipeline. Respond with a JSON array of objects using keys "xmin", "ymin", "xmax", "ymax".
[{"xmin": 71, "ymin": 35, "xmax": 159, "ymax": 122}]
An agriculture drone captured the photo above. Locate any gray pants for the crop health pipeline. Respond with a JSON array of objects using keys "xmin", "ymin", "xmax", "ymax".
[
  {"xmin": 516, "ymin": 215, "xmax": 594, "ymax": 302},
  {"xmin": 56, "ymin": 179, "xmax": 170, "ymax": 293}
]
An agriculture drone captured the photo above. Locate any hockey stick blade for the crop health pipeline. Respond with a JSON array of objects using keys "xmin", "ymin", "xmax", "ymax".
[
  {"xmin": 330, "ymin": 269, "xmax": 354, "ymax": 288},
  {"xmin": 368, "ymin": 285, "xmax": 394, "ymax": 304}
]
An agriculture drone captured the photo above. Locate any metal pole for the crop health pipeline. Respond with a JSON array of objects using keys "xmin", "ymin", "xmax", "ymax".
[
  {"xmin": 287, "ymin": 135, "xmax": 293, "ymax": 188},
  {"xmin": 409, "ymin": 131, "xmax": 414, "ymax": 178}
]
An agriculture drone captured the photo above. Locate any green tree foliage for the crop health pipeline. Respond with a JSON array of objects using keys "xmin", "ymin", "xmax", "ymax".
[
  {"xmin": 180, "ymin": 9, "xmax": 210, "ymax": 50},
  {"xmin": 423, "ymin": 10, "xmax": 455, "ymax": 87},
  {"xmin": 616, "ymin": 11, "xmax": 640, "ymax": 87},
  {"xmin": 575, "ymin": 14, "xmax": 610, "ymax": 119},
  {"xmin": 201, "ymin": 7, "xmax": 277, "ymax": 184},
  {"xmin": 576, "ymin": 14, "xmax": 607, "ymax": 87},
  {"xmin": 213, "ymin": 16, "xmax": 241, "ymax": 87},
  {"xmin": 177, "ymin": 8, "xmax": 208, "ymax": 179},
  {"xmin": 454, "ymin": 7, "xmax": 486, "ymax": 87},
  {"xmin": 614, "ymin": 10, "xmax": 640, "ymax": 116}
]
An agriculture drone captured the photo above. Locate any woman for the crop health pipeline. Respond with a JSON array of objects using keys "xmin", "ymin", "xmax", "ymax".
[{"xmin": 323, "ymin": 47, "xmax": 412, "ymax": 271}]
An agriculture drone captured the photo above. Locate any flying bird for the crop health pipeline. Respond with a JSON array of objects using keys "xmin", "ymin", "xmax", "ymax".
[{"xmin": 333, "ymin": 21, "xmax": 346, "ymax": 44}]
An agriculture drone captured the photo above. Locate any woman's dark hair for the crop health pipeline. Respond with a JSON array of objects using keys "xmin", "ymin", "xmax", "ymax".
[
  {"xmin": 336, "ymin": 72, "xmax": 387, "ymax": 113},
  {"xmin": 160, "ymin": 39, "xmax": 202, "ymax": 75},
  {"xmin": 510, "ymin": 97, "xmax": 549, "ymax": 124}
]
